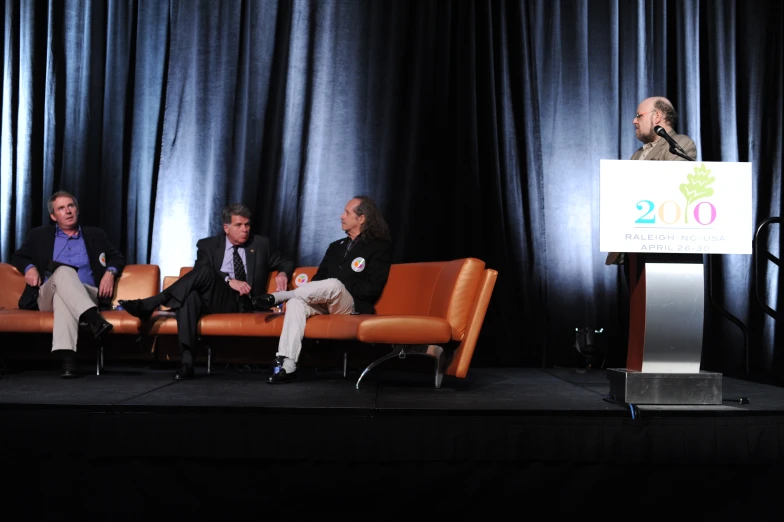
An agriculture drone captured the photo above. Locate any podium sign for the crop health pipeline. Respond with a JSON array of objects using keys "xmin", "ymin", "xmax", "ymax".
[
  {"xmin": 601, "ymin": 160, "xmax": 752, "ymax": 405},
  {"xmin": 600, "ymin": 160, "xmax": 752, "ymax": 255}
]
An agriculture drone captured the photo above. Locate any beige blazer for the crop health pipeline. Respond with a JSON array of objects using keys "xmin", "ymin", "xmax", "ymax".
[{"xmin": 605, "ymin": 129, "xmax": 697, "ymax": 265}]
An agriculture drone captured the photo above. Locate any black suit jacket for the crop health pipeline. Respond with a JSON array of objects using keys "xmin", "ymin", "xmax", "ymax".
[
  {"xmin": 313, "ymin": 235, "xmax": 391, "ymax": 314},
  {"xmin": 194, "ymin": 233, "xmax": 294, "ymax": 297},
  {"xmin": 11, "ymin": 225, "xmax": 125, "ymax": 290}
]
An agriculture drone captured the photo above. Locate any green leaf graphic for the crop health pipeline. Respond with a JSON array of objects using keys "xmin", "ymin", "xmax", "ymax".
[{"xmin": 679, "ymin": 163, "xmax": 714, "ymax": 224}]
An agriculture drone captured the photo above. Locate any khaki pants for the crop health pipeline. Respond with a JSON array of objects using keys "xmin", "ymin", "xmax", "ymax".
[
  {"xmin": 276, "ymin": 278, "xmax": 354, "ymax": 362},
  {"xmin": 37, "ymin": 267, "xmax": 99, "ymax": 352}
]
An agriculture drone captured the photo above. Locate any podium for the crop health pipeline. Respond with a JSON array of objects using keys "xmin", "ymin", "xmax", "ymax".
[{"xmin": 600, "ymin": 160, "xmax": 752, "ymax": 405}]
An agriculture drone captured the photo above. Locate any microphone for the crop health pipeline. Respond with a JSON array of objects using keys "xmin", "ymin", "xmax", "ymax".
[
  {"xmin": 654, "ymin": 125, "xmax": 694, "ymax": 161},
  {"xmin": 654, "ymin": 125, "xmax": 684, "ymax": 152}
]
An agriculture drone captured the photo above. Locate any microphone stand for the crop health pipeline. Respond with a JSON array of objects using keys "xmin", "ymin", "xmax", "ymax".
[
  {"xmin": 655, "ymin": 126, "xmax": 694, "ymax": 162},
  {"xmin": 668, "ymin": 145, "xmax": 695, "ymax": 161}
]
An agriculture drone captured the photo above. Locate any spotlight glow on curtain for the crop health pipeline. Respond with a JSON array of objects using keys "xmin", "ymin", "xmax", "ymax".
[{"xmin": 1, "ymin": 0, "xmax": 781, "ymax": 374}]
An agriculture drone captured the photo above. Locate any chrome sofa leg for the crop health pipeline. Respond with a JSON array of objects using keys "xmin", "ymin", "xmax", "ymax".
[
  {"xmin": 432, "ymin": 345, "xmax": 444, "ymax": 389},
  {"xmin": 356, "ymin": 345, "xmax": 445, "ymax": 389},
  {"xmin": 356, "ymin": 347, "xmax": 400, "ymax": 389}
]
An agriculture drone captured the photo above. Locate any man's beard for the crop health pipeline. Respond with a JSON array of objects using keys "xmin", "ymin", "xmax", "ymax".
[{"xmin": 638, "ymin": 128, "xmax": 658, "ymax": 144}]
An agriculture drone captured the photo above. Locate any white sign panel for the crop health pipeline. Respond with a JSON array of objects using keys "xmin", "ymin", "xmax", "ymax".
[{"xmin": 600, "ymin": 160, "xmax": 752, "ymax": 255}]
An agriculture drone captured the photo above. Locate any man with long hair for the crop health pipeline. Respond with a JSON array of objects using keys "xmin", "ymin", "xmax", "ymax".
[{"xmin": 257, "ymin": 196, "xmax": 392, "ymax": 384}]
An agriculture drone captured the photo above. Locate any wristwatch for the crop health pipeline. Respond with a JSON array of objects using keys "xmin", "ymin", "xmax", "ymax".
[{"xmin": 106, "ymin": 267, "xmax": 118, "ymax": 276}]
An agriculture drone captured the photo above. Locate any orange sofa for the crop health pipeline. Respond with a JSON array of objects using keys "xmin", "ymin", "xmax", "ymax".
[
  {"xmin": 0, "ymin": 258, "xmax": 497, "ymax": 387},
  {"xmin": 0, "ymin": 263, "xmax": 160, "ymax": 374},
  {"xmin": 146, "ymin": 258, "xmax": 497, "ymax": 387}
]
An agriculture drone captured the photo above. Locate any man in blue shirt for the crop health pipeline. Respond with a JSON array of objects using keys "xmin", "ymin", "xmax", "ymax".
[{"xmin": 11, "ymin": 191, "xmax": 125, "ymax": 377}]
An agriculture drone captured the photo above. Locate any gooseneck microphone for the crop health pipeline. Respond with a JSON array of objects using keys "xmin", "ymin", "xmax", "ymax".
[
  {"xmin": 653, "ymin": 125, "xmax": 681, "ymax": 150},
  {"xmin": 654, "ymin": 125, "xmax": 694, "ymax": 161}
]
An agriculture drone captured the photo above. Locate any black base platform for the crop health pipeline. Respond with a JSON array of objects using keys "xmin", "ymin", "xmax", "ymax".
[{"xmin": 2, "ymin": 364, "xmax": 784, "ymax": 519}]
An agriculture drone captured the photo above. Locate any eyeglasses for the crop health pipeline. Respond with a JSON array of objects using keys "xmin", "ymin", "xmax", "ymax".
[{"xmin": 634, "ymin": 110, "xmax": 657, "ymax": 119}]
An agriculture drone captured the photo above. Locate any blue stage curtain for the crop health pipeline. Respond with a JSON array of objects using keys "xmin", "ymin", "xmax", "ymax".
[{"xmin": 0, "ymin": 0, "xmax": 781, "ymax": 374}]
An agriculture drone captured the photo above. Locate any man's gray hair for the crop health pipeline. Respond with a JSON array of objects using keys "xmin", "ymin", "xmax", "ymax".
[
  {"xmin": 654, "ymin": 99, "xmax": 678, "ymax": 129},
  {"xmin": 48, "ymin": 190, "xmax": 79, "ymax": 214},
  {"xmin": 222, "ymin": 203, "xmax": 252, "ymax": 224}
]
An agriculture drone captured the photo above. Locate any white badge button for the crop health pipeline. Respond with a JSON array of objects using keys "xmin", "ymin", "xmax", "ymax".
[{"xmin": 351, "ymin": 257, "xmax": 366, "ymax": 272}]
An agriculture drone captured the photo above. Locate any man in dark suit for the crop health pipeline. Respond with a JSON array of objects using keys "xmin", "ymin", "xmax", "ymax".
[
  {"xmin": 11, "ymin": 190, "xmax": 123, "ymax": 378},
  {"xmin": 255, "ymin": 196, "xmax": 391, "ymax": 384},
  {"xmin": 120, "ymin": 203, "xmax": 294, "ymax": 380}
]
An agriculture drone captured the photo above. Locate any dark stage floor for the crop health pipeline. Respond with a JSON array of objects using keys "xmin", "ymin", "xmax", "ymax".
[
  {"xmin": 3, "ymin": 364, "xmax": 784, "ymax": 519},
  {"xmin": 1, "ymin": 362, "xmax": 780, "ymax": 414}
]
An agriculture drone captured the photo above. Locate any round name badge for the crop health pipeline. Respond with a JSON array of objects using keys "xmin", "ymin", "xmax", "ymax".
[
  {"xmin": 351, "ymin": 257, "xmax": 366, "ymax": 272},
  {"xmin": 99, "ymin": 253, "xmax": 107, "ymax": 267},
  {"xmin": 295, "ymin": 273, "xmax": 309, "ymax": 286}
]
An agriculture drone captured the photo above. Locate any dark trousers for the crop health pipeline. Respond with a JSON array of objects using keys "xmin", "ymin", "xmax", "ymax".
[{"xmin": 162, "ymin": 265, "xmax": 239, "ymax": 350}]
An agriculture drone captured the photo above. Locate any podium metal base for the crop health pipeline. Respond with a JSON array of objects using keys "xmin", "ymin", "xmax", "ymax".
[{"xmin": 606, "ymin": 368, "xmax": 722, "ymax": 405}]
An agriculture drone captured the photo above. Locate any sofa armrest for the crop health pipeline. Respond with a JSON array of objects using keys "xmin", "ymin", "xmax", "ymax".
[
  {"xmin": 445, "ymin": 268, "xmax": 497, "ymax": 378},
  {"xmin": 0, "ymin": 263, "xmax": 25, "ymax": 310}
]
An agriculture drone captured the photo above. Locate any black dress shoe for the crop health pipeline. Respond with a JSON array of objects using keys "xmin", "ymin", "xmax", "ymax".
[
  {"xmin": 252, "ymin": 294, "xmax": 276, "ymax": 311},
  {"xmin": 119, "ymin": 299, "xmax": 154, "ymax": 322},
  {"xmin": 267, "ymin": 357, "xmax": 297, "ymax": 384},
  {"xmin": 173, "ymin": 366, "xmax": 195, "ymax": 380},
  {"xmin": 267, "ymin": 368, "xmax": 297, "ymax": 384},
  {"xmin": 90, "ymin": 318, "xmax": 114, "ymax": 340},
  {"xmin": 60, "ymin": 351, "xmax": 78, "ymax": 378},
  {"xmin": 60, "ymin": 368, "xmax": 79, "ymax": 379}
]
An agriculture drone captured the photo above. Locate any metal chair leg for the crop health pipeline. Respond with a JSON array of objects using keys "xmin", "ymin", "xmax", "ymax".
[
  {"xmin": 356, "ymin": 345, "xmax": 445, "ymax": 389},
  {"xmin": 433, "ymin": 346, "xmax": 444, "ymax": 388},
  {"xmin": 356, "ymin": 347, "xmax": 401, "ymax": 389}
]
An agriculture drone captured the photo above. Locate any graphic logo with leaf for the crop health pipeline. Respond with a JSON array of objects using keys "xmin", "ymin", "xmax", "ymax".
[{"xmin": 679, "ymin": 163, "xmax": 715, "ymax": 224}]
